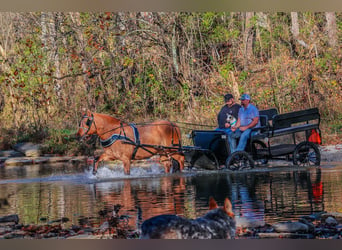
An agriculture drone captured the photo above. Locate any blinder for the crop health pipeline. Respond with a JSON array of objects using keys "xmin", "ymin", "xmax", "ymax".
[
  {"xmin": 78, "ymin": 114, "xmax": 95, "ymax": 141},
  {"xmin": 86, "ymin": 118, "xmax": 92, "ymax": 126}
]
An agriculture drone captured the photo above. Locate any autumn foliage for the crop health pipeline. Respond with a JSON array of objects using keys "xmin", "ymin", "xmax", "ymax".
[{"xmin": 0, "ymin": 12, "xmax": 341, "ymax": 152}]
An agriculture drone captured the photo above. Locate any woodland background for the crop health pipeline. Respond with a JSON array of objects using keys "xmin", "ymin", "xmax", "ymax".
[{"xmin": 0, "ymin": 12, "xmax": 341, "ymax": 154}]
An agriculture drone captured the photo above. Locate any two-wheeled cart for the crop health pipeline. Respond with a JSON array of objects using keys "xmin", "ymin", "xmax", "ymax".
[{"xmin": 183, "ymin": 108, "xmax": 322, "ymax": 171}]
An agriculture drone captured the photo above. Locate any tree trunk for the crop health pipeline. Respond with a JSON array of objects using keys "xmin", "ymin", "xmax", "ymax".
[
  {"xmin": 243, "ymin": 12, "xmax": 254, "ymax": 69},
  {"xmin": 291, "ymin": 12, "xmax": 308, "ymax": 49},
  {"xmin": 325, "ymin": 12, "xmax": 338, "ymax": 48},
  {"xmin": 69, "ymin": 12, "xmax": 93, "ymax": 108},
  {"xmin": 41, "ymin": 12, "xmax": 62, "ymax": 100}
]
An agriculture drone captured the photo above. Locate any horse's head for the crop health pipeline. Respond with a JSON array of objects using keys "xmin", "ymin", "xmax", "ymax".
[{"xmin": 77, "ymin": 110, "xmax": 97, "ymax": 142}]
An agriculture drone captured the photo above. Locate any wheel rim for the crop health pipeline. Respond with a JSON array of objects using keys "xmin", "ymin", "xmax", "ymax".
[
  {"xmin": 294, "ymin": 143, "xmax": 320, "ymax": 166},
  {"xmin": 227, "ymin": 152, "xmax": 254, "ymax": 171}
]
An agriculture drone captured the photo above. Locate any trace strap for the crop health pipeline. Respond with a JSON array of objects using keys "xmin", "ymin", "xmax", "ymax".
[{"xmin": 100, "ymin": 123, "xmax": 140, "ymax": 148}]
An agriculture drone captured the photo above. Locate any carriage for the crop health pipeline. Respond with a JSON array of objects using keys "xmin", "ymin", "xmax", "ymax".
[
  {"xmin": 183, "ymin": 107, "xmax": 322, "ymax": 171},
  {"xmin": 77, "ymin": 107, "xmax": 322, "ymax": 174}
]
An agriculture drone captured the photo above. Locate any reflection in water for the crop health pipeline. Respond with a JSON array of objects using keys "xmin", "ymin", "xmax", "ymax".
[{"xmin": 0, "ymin": 163, "xmax": 341, "ymax": 230}]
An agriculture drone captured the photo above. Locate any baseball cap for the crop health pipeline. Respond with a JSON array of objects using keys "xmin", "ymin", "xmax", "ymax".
[
  {"xmin": 239, "ymin": 94, "xmax": 251, "ymax": 100},
  {"xmin": 224, "ymin": 93, "xmax": 234, "ymax": 102}
]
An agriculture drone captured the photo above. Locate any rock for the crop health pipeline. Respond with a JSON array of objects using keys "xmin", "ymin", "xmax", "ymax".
[
  {"xmin": 0, "ymin": 214, "xmax": 19, "ymax": 224},
  {"xmin": 321, "ymin": 212, "xmax": 342, "ymax": 224},
  {"xmin": 325, "ymin": 216, "xmax": 338, "ymax": 226},
  {"xmin": 257, "ymin": 232, "xmax": 313, "ymax": 239},
  {"xmin": 0, "ymin": 150, "xmax": 24, "ymax": 157},
  {"xmin": 4, "ymin": 157, "xmax": 34, "ymax": 166},
  {"xmin": 298, "ymin": 218, "xmax": 315, "ymax": 233},
  {"xmin": 300, "ymin": 215, "xmax": 317, "ymax": 222},
  {"xmin": 47, "ymin": 156, "xmax": 72, "ymax": 163},
  {"xmin": 272, "ymin": 221, "xmax": 309, "ymax": 233},
  {"xmin": 0, "ymin": 226, "xmax": 12, "ymax": 234},
  {"xmin": 13, "ymin": 142, "xmax": 41, "ymax": 157},
  {"xmin": 236, "ymin": 217, "xmax": 266, "ymax": 228}
]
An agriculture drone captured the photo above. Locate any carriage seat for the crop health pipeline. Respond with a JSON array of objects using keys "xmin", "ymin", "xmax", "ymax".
[
  {"xmin": 270, "ymin": 107, "xmax": 320, "ymax": 137},
  {"xmin": 251, "ymin": 108, "xmax": 320, "ymax": 141},
  {"xmin": 250, "ymin": 108, "xmax": 278, "ymax": 140}
]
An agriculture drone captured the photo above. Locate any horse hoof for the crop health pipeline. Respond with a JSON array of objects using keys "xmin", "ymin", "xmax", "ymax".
[
  {"xmin": 92, "ymin": 170, "xmax": 97, "ymax": 175},
  {"xmin": 171, "ymin": 158, "xmax": 180, "ymax": 173}
]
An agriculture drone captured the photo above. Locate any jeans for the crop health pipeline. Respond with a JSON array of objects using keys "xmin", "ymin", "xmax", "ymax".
[
  {"xmin": 215, "ymin": 127, "xmax": 233, "ymax": 135},
  {"xmin": 228, "ymin": 128, "xmax": 256, "ymax": 153}
]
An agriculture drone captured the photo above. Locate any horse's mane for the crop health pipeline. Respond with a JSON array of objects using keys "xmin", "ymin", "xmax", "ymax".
[{"xmin": 93, "ymin": 112, "xmax": 122, "ymax": 126}]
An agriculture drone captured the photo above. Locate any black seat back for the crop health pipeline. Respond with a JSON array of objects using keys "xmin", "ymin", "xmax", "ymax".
[
  {"xmin": 272, "ymin": 108, "xmax": 320, "ymax": 130},
  {"xmin": 259, "ymin": 108, "xmax": 278, "ymax": 124}
]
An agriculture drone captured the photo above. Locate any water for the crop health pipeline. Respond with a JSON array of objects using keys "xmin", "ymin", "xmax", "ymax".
[{"xmin": 0, "ymin": 162, "xmax": 342, "ymax": 230}]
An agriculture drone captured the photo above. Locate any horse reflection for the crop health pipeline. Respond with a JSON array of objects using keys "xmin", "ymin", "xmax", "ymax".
[{"xmin": 93, "ymin": 177, "xmax": 192, "ymax": 229}]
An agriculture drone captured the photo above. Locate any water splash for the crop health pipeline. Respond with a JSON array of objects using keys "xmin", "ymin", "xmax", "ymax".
[{"xmin": 84, "ymin": 163, "xmax": 166, "ymax": 181}]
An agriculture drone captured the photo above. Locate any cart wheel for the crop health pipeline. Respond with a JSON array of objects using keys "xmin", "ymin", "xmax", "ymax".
[
  {"xmin": 204, "ymin": 151, "xmax": 220, "ymax": 170},
  {"xmin": 225, "ymin": 151, "xmax": 255, "ymax": 171},
  {"xmin": 251, "ymin": 140, "xmax": 268, "ymax": 165},
  {"xmin": 293, "ymin": 141, "xmax": 321, "ymax": 167},
  {"xmin": 188, "ymin": 151, "xmax": 219, "ymax": 170}
]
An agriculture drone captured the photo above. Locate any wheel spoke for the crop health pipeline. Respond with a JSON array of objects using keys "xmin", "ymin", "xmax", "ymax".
[{"xmin": 293, "ymin": 142, "xmax": 320, "ymax": 167}]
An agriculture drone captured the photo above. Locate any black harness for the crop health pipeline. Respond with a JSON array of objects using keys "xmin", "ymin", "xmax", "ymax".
[
  {"xmin": 79, "ymin": 115, "xmax": 182, "ymax": 161},
  {"xmin": 100, "ymin": 123, "xmax": 141, "ymax": 160}
]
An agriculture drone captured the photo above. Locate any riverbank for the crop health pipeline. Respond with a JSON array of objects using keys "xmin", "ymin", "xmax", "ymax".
[{"xmin": 0, "ymin": 207, "xmax": 342, "ymax": 239}]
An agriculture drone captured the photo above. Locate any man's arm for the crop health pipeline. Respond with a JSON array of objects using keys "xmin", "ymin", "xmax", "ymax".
[{"xmin": 239, "ymin": 116, "xmax": 259, "ymax": 131}]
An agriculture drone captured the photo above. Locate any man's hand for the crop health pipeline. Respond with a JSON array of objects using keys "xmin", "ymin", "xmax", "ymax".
[{"xmin": 239, "ymin": 126, "xmax": 248, "ymax": 132}]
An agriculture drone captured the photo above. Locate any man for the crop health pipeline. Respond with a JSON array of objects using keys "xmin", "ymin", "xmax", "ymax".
[
  {"xmin": 216, "ymin": 93, "xmax": 241, "ymax": 135},
  {"xmin": 228, "ymin": 93, "xmax": 260, "ymax": 153}
]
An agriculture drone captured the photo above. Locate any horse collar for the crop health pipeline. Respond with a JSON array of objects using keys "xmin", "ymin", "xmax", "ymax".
[{"xmin": 100, "ymin": 123, "xmax": 140, "ymax": 148}]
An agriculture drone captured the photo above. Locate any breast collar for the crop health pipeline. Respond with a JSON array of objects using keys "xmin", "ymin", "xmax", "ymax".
[{"xmin": 100, "ymin": 123, "xmax": 140, "ymax": 148}]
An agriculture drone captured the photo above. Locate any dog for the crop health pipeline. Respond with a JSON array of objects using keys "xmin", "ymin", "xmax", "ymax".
[
  {"xmin": 226, "ymin": 114, "xmax": 237, "ymax": 127},
  {"xmin": 140, "ymin": 197, "xmax": 235, "ymax": 239}
]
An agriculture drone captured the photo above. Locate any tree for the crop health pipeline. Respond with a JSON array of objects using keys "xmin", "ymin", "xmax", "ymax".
[
  {"xmin": 291, "ymin": 12, "xmax": 308, "ymax": 49},
  {"xmin": 243, "ymin": 12, "xmax": 255, "ymax": 69},
  {"xmin": 325, "ymin": 12, "xmax": 338, "ymax": 48}
]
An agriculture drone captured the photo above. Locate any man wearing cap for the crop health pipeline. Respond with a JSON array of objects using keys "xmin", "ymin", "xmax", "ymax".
[
  {"xmin": 228, "ymin": 93, "xmax": 260, "ymax": 153},
  {"xmin": 216, "ymin": 93, "xmax": 241, "ymax": 135}
]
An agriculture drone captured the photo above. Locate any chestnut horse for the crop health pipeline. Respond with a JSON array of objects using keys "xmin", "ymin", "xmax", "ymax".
[{"xmin": 76, "ymin": 110, "xmax": 184, "ymax": 175}]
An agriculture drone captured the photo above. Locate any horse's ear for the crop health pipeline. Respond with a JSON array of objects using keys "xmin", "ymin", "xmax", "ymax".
[
  {"xmin": 209, "ymin": 197, "xmax": 218, "ymax": 210},
  {"xmin": 223, "ymin": 198, "xmax": 234, "ymax": 217}
]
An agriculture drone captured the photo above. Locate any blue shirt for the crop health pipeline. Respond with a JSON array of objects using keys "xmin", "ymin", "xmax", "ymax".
[{"xmin": 238, "ymin": 104, "xmax": 260, "ymax": 128}]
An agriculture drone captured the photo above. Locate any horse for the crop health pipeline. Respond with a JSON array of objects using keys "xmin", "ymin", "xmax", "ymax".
[{"xmin": 76, "ymin": 110, "xmax": 185, "ymax": 175}]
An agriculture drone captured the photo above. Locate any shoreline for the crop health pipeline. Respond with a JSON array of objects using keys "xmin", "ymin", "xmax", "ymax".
[{"xmin": 1, "ymin": 144, "xmax": 342, "ymax": 167}]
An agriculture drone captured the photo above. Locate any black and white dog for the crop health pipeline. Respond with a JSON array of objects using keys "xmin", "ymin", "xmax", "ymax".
[
  {"xmin": 226, "ymin": 114, "xmax": 237, "ymax": 127},
  {"xmin": 140, "ymin": 197, "xmax": 236, "ymax": 239}
]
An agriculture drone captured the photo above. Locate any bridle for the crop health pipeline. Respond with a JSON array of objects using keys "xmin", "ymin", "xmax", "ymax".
[{"xmin": 78, "ymin": 113, "xmax": 97, "ymax": 141}]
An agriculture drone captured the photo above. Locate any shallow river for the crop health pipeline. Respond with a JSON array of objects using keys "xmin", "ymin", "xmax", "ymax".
[{"xmin": 0, "ymin": 161, "xmax": 341, "ymax": 229}]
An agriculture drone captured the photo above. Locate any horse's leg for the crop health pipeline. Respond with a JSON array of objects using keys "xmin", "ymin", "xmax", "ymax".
[
  {"xmin": 122, "ymin": 158, "xmax": 131, "ymax": 175},
  {"xmin": 93, "ymin": 153, "xmax": 115, "ymax": 175},
  {"xmin": 160, "ymin": 155, "xmax": 171, "ymax": 173},
  {"xmin": 171, "ymin": 153, "xmax": 185, "ymax": 172}
]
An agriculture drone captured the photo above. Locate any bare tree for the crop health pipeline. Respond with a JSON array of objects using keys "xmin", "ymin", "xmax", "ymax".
[
  {"xmin": 291, "ymin": 12, "xmax": 309, "ymax": 49},
  {"xmin": 325, "ymin": 12, "xmax": 338, "ymax": 48},
  {"xmin": 243, "ymin": 12, "xmax": 255, "ymax": 69},
  {"xmin": 41, "ymin": 12, "xmax": 62, "ymax": 100},
  {"xmin": 69, "ymin": 12, "xmax": 93, "ymax": 108}
]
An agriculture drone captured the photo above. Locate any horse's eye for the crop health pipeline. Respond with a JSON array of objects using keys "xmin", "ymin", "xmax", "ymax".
[{"xmin": 86, "ymin": 119, "xmax": 91, "ymax": 126}]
